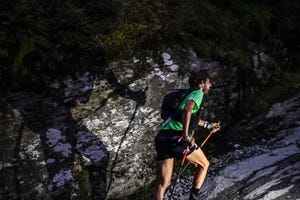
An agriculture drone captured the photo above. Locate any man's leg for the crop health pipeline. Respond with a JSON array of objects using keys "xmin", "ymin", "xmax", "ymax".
[
  {"xmin": 154, "ymin": 158, "xmax": 174, "ymax": 200},
  {"xmin": 186, "ymin": 148, "xmax": 210, "ymax": 199}
]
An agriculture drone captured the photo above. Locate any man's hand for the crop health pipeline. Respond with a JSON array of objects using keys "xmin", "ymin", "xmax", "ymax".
[
  {"xmin": 211, "ymin": 121, "xmax": 221, "ymax": 133},
  {"xmin": 177, "ymin": 135, "xmax": 195, "ymax": 147}
]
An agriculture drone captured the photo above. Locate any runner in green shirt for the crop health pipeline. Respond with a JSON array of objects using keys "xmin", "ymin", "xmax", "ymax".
[{"xmin": 154, "ymin": 70, "xmax": 221, "ymax": 200}]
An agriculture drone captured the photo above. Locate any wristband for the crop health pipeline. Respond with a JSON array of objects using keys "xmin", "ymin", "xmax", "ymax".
[
  {"xmin": 183, "ymin": 135, "xmax": 192, "ymax": 143},
  {"xmin": 204, "ymin": 121, "xmax": 213, "ymax": 130}
]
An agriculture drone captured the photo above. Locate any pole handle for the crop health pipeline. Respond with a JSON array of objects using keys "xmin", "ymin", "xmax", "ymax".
[{"xmin": 180, "ymin": 130, "xmax": 195, "ymax": 166}]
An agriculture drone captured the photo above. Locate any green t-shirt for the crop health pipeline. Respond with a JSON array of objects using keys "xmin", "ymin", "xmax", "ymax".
[{"xmin": 160, "ymin": 89, "xmax": 203, "ymax": 131}]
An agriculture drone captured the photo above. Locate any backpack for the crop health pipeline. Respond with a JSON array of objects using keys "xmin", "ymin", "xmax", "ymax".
[{"xmin": 160, "ymin": 88, "xmax": 195, "ymax": 121}]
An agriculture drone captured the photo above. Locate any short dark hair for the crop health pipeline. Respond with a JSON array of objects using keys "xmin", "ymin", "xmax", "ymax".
[{"xmin": 188, "ymin": 70, "xmax": 210, "ymax": 88}]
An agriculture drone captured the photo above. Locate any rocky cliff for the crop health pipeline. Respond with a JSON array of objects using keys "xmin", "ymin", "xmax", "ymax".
[
  {"xmin": 1, "ymin": 45, "xmax": 298, "ymax": 199},
  {"xmin": 1, "ymin": 1, "xmax": 299, "ymax": 199}
]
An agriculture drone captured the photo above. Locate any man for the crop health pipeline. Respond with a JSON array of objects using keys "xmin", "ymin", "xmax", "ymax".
[{"xmin": 154, "ymin": 70, "xmax": 221, "ymax": 200}]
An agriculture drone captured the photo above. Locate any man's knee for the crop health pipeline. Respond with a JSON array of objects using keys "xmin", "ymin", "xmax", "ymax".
[
  {"xmin": 196, "ymin": 158, "xmax": 209, "ymax": 170},
  {"xmin": 203, "ymin": 158, "xmax": 210, "ymax": 169},
  {"xmin": 205, "ymin": 159, "xmax": 210, "ymax": 167}
]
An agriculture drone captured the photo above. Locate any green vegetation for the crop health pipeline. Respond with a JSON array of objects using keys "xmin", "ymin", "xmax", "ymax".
[
  {"xmin": 1, "ymin": 0, "xmax": 299, "ymax": 93},
  {"xmin": 251, "ymin": 70, "xmax": 300, "ymax": 115},
  {"xmin": 93, "ymin": 0, "xmax": 300, "ymax": 72},
  {"xmin": 11, "ymin": 39, "xmax": 33, "ymax": 88}
]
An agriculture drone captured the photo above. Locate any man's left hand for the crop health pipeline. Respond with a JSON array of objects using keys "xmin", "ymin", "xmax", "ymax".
[{"xmin": 211, "ymin": 121, "xmax": 221, "ymax": 133}]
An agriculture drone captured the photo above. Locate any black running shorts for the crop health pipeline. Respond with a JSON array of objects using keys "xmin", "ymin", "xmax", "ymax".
[{"xmin": 155, "ymin": 130, "xmax": 197, "ymax": 161}]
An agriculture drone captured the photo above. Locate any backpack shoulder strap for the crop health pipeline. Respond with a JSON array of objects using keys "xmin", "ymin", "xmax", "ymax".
[{"xmin": 168, "ymin": 87, "xmax": 198, "ymax": 121}]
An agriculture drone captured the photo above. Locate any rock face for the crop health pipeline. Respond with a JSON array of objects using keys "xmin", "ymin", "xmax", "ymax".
[
  {"xmin": 0, "ymin": 92, "xmax": 109, "ymax": 199},
  {"xmin": 0, "ymin": 45, "xmax": 294, "ymax": 199},
  {"xmin": 166, "ymin": 93, "xmax": 300, "ymax": 200}
]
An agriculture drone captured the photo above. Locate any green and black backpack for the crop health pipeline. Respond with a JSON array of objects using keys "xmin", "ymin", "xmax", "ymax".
[{"xmin": 160, "ymin": 87, "xmax": 204, "ymax": 130}]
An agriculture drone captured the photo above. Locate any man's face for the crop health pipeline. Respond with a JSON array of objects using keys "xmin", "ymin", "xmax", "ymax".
[{"xmin": 202, "ymin": 78, "xmax": 212, "ymax": 94}]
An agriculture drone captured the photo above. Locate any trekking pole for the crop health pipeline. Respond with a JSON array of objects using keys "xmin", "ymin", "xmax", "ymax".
[
  {"xmin": 169, "ymin": 131, "xmax": 195, "ymax": 199},
  {"xmin": 169, "ymin": 122, "xmax": 220, "ymax": 199},
  {"xmin": 178, "ymin": 121, "xmax": 221, "ymax": 177},
  {"xmin": 178, "ymin": 129, "xmax": 217, "ymax": 177}
]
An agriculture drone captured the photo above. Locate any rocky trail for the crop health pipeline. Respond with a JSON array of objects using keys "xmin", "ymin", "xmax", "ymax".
[{"xmin": 167, "ymin": 93, "xmax": 300, "ymax": 200}]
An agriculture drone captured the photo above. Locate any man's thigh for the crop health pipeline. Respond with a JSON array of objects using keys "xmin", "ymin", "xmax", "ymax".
[{"xmin": 186, "ymin": 148, "xmax": 208, "ymax": 167}]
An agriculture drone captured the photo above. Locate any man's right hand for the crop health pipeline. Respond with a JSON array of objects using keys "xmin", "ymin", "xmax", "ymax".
[{"xmin": 177, "ymin": 135, "xmax": 195, "ymax": 147}]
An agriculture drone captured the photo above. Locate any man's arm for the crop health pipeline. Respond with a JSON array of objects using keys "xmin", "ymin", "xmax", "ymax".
[
  {"xmin": 182, "ymin": 100, "xmax": 195, "ymax": 138},
  {"xmin": 199, "ymin": 120, "xmax": 221, "ymax": 133}
]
